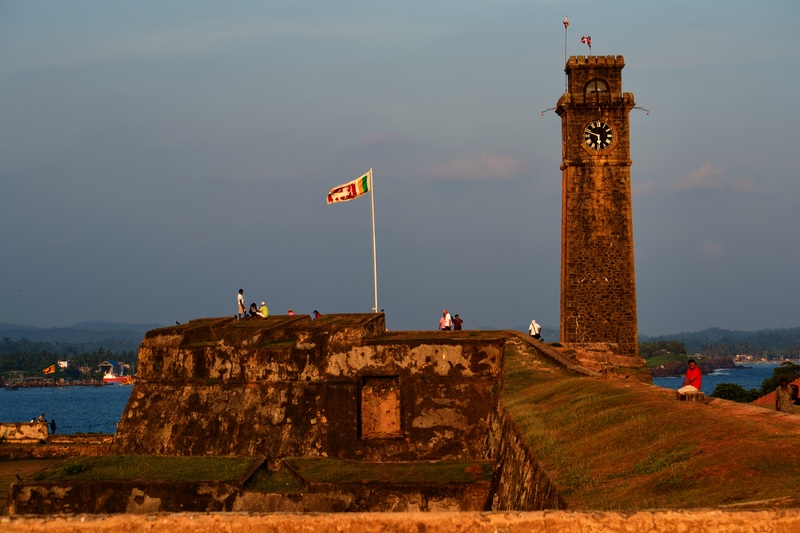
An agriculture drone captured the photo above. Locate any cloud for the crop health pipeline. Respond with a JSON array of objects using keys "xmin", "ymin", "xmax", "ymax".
[
  {"xmin": 632, "ymin": 179, "xmax": 657, "ymax": 197},
  {"xmin": 731, "ymin": 177, "xmax": 760, "ymax": 194},
  {"xmin": 673, "ymin": 163, "xmax": 760, "ymax": 194},
  {"xmin": 3, "ymin": 19, "xmax": 358, "ymax": 70},
  {"xmin": 359, "ymin": 133, "xmax": 409, "ymax": 145},
  {"xmin": 696, "ymin": 241, "xmax": 725, "ymax": 261},
  {"xmin": 427, "ymin": 153, "xmax": 523, "ymax": 182},
  {"xmin": 674, "ymin": 163, "xmax": 727, "ymax": 191}
]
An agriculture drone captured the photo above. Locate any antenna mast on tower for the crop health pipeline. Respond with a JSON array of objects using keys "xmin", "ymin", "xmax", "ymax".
[{"xmin": 563, "ymin": 16, "xmax": 569, "ymax": 91}]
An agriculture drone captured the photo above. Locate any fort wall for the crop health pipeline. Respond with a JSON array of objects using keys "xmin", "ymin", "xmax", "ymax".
[
  {"xmin": 0, "ymin": 423, "xmax": 48, "ymax": 443},
  {"xmin": 112, "ymin": 315, "xmax": 504, "ymax": 462}
]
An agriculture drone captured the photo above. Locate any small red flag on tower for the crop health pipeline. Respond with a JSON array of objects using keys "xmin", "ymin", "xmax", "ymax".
[{"xmin": 580, "ymin": 35, "xmax": 591, "ymax": 47}]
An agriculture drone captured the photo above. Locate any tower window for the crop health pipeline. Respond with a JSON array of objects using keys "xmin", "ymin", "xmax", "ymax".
[{"xmin": 585, "ymin": 79, "xmax": 609, "ymax": 95}]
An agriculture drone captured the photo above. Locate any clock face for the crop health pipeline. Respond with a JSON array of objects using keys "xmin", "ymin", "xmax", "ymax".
[{"xmin": 583, "ymin": 120, "xmax": 613, "ymax": 150}]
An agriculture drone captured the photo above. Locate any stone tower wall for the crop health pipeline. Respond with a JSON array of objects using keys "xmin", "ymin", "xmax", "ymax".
[{"xmin": 556, "ymin": 55, "xmax": 638, "ymax": 357}]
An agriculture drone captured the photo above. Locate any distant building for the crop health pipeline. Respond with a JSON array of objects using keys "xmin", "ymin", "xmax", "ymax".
[{"xmin": 98, "ymin": 360, "xmax": 129, "ymax": 383}]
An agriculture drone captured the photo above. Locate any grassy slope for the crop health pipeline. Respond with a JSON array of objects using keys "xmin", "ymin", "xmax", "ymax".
[
  {"xmin": 283, "ymin": 458, "xmax": 493, "ymax": 484},
  {"xmin": 502, "ymin": 338, "xmax": 800, "ymax": 509},
  {"xmin": 33, "ymin": 456, "xmax": 255, "ymax": 482}
]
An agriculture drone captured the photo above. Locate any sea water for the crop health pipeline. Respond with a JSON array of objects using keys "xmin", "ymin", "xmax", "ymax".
[
  {"xmin": 652, "ymin": 362, "xmax": 781, "ymax": 395},
  {"xmin": 0, "ymin": 385, "xmax": 132, "ymax": 434}
]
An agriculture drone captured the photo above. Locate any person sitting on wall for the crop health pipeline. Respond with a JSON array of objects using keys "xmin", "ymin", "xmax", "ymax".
[
  {"xmin": 248, "ymin": 303, "xmax": 259, "ymax": 318},
  {"xmin": 775, "ymin": 379, "xmax": 795, "ymax": 413},
  {"xmin": 258, "ymin": 301, "xmax": 269, "ymax": 319},
  {"xmin": 676, "ymin": 359, "xmax": 702, "ymax": 400}
]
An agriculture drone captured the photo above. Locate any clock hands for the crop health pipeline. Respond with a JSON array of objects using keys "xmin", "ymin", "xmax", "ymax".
[{"xmin": 584, "ymin": 121, "xmax": 612, "ymax": 150}]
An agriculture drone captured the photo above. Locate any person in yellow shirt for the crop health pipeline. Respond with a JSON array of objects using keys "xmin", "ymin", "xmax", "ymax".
[{"xmin": 258, "ymin": 301, "xmax": 269, "ymax": 319}]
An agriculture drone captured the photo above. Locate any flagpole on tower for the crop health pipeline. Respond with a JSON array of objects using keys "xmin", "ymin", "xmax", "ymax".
[
  {"xmin": 563, "ymin": 16, "xmax": 569, "ymax": 92},
  {"xmin": 368, "ymin": 168, "xmax": 378, "ymax": 313}
]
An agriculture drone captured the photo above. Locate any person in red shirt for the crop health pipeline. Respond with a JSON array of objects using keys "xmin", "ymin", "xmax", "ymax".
[{"xmin": 677, "ymin": 359, "xmax": 702, "ymax": 400}]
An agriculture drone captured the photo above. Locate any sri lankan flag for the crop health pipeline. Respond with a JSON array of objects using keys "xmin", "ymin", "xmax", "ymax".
[
  {"xmin": 43, "ymin": 364, "xmax": 56, "ymax": 375},
  {"xmin": 326, "ymin": 170, "xmax": 371, "ymax": 204}
]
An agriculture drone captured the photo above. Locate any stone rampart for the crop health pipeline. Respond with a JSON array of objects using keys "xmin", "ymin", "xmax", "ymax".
[
  {"xmin": 0, "ymin": 423, "xmax": 48, "ymax": 443},
  {"xmin": 485, "ymin": 406, "xmax": 564, "ymax": 510},
  {"xmin": 112, "ymin": 314, "xmax": 505, "ymax": 462},
  {"xmin": 482, "ymin": 340, "xmax": 565, "ymax": 511},
  {"xmin": 8, "ymin": 480, "xmax": 243, "ymax": 515}
]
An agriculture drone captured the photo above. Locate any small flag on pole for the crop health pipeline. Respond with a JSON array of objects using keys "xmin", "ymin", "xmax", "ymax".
[
  {"xmin": 580, "ymin": 35, "xmax": 591, "ymax": 48},
  {"xmin": 326, "ymin": 170, "xmax": 372, "ymax": 204},
  {"xmin": 563, "ymin": 16, "xmax": 569, "ymax": 29},
  {"xmin": 43, "ymin": 364, "xmax": 55, "ymax": 375}
]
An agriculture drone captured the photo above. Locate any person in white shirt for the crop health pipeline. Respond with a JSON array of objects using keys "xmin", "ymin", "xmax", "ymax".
[
  {"xmin": 440, "ymin": 310, "xmax": 452, "ymax": 330},
  {"xmin": 237, "ymin": 289, "xmax": 246, "ymax": 319},
  {"xmin": 528, "ymin": 319, "xmax": 542, "ymax": 340}
]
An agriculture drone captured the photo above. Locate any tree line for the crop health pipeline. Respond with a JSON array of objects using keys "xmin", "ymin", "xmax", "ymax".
[
  {"xmin": 710, "ymin": 362, "xmax": 800, "ymax": 403},
  {"xmin": 641, "ymin": 327, "xmax": 800, "ymax": 359},
  {"xmin": 0, "ymin": 336, "xmax": 137, "ymax": 381}
]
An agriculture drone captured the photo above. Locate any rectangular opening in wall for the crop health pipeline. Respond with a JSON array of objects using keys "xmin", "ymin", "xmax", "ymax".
[{"xmin": 359, "ymin": 376, "xmax": 402, "ymax": 439}]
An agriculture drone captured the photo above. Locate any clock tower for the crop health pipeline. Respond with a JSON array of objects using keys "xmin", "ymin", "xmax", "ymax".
[{"xmin": 555, "ymin": 55, "xmax": 638, "ymax": 357}]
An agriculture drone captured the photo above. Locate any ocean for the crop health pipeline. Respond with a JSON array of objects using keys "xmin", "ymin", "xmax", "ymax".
[
  {"xmin": 652, "ymin": 362, "xmax": 781, "ymax": 395},
  {"xmin": 0, "ymin": 364, "xmax": 782, "ymax": 434},
  {"xmin": 0, "ymin": 384, "xmax": 132, "ymax": 434}
]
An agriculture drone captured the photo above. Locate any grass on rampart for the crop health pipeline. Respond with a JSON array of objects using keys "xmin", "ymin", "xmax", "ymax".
[
  {"xmin": 244, "ymin": 458, "xmax": 493, "ymax": 494},
  {"xmin": 502, "ymin": 338, "xmax": 800, "ymax": 509},
  {"xmin": 284, "ymin": 457, "xmax": 493, "ymax": 485},
  {"xmin": 33, "ymin": 456, "xmax": 256, "ymax": 482}
]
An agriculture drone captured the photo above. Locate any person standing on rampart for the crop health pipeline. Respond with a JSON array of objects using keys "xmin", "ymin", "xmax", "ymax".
[
  {"xmin": 529, "ymin": 319, "xmax": 542, "ymax": 340},
  {"xmin": 237, "ymin": 289, "xmax": 246, "ymax": 319},
  {"xmin": 439, "ymin": 310, "xmax": 452, "ymax": 330}
]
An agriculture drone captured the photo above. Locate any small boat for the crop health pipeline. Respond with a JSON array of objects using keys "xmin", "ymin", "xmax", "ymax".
[{"xmin": 99, "ymin": 360, "xmax": 129, "ymax": 384}]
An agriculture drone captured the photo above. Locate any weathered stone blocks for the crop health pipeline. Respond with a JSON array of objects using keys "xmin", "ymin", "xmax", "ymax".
[{"xmin": 112, "ymin": 315, "xmax": 504, "ymax": 462}]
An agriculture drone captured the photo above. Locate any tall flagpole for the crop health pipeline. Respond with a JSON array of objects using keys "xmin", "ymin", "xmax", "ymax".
[
  {"xmin": 563, "ymin": 16, "xmax": 569, "ymax": 92},
  {"xmin": 369, "ymin": 168, "xmax": 378, "ymax": 313}
]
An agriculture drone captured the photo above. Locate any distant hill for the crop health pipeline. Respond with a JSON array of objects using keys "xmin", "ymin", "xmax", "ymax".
[
  {"xmin": 639, "ymin": 327, "xmax": 800, "ymax": 357},
  {"xmin": 0, "ymin": 321, "xmax": 162, "ymax": 353},
  {"xmin": 508, "ymin": 325, "xmax": 800, "ymax": 357},
  {"xmin": 1, "ymin": 321, "xmax": 797, "ymax": 358}
]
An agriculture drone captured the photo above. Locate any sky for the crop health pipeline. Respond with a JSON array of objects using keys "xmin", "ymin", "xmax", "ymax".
[{"xmin": 1, "ymin": 1, "xmax": 799, "ymax": 336}]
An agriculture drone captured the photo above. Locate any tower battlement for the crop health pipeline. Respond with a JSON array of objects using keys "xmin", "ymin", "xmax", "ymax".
[{"xmin": 567, "ymin": 55, "xmax": 625, "ymax": 67}]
